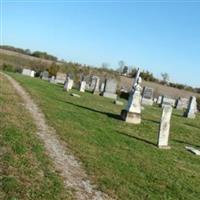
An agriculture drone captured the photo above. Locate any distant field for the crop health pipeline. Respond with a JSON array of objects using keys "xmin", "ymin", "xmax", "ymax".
[
  {"xmin": 8, "ymin": 72, "xmax": 200, "ymax": 200},
  {"xmin": 1, "ymin": 48, "xmax": 199, "ymax": 99},
  {"xmin": 0, "ymin": 74, "xmax": 73, "ymax": 200}
]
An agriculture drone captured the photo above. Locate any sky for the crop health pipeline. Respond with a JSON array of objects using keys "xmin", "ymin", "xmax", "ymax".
[{"xmin": 1, "ymin": 0, "xmax": 200, "ymax": 87}]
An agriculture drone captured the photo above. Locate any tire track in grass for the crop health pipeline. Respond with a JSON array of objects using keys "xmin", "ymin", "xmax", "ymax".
[{"xmin": 2, "ymin": 72, "xmax": 113, "ymax": 200}]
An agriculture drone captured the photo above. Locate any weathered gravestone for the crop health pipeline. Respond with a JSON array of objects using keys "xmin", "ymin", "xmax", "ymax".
[
  {"xmin": 103, "ymin": 79, "xmax": 117, "ymax": 99},
  {"xmin": 22, "ymin": 68, "xmax": 35, "ymax": 77},
  {"xmin": 41, "ymin": 71, "xmax": 49, "ymax": 80},
  {"xmin": 64, "ymin": 75, "xmax": 74, "ymax": 92},
  {"xmin": 92, "ymin": 76, "xmax": 100, "ymax": 94},
  {"xmin": 157, "ymin": 105, "xmax": 172, "ymax": 149},
  {"xmin": 157, "ymin": 96, "xmax": 163, "ymax": 105},
  {"xmin": 161, "ymin": 96, "xmax": 176, "ymax": 108},
  {"xmin": 141, "ymin": 87, "xmax": 154, "ymax": 106},
  {"xmin": 184, "ymin": 96, "xmax": 197, "ymax": 119},
  {"xmin": 121, "ymin": 69, "xmax": 142, "ymax": 124},
  {"xmin": 175, "ymin": 97, "xmax": 189, "ymax": 110},
  {"xmin": 79, "ymin": 81, "xmax": 86, "ymax": 92},
  {"xmin": 55, "ymin": 72, "xmax": 66, "ymax": 84},
  {"xmin": 100, "ymin": 82, "xmax": 105, "ymax": 93},
  {"xmin": 114, "ymin": 100, "xmax": 124, "ymax": 106},
  {"xmin": 50, "ymin": 76, "xmax": 56, "ymax": 84}
]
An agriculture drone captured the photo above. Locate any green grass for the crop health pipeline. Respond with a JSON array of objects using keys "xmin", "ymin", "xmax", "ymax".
[
  {"xmin": 0, "ymin": 74, "xmax": 73, "ymax": 200},
  {"xmin": 8, "ymin": 72, "xmax": 200, "ymax": 200}
]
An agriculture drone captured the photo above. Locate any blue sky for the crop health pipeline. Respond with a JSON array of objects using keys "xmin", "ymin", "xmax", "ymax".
[{"xmin": 1, "ymin": 1, "xmax": 200, "ymax": 87}]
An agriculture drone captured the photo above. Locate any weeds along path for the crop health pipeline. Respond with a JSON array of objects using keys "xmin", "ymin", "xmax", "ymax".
[{"xmin": 2, "ymin": 72, "xmax": 113, "ymax": 200}]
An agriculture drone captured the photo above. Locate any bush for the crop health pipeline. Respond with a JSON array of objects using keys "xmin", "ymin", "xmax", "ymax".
[{"xmin": 1, "ymin": 63, "xmax": 15, "ymax": 72}]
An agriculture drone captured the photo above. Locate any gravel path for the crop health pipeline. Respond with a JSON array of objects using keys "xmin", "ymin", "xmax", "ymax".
[{"xmin": 2, "ymin": 73, "xmax": 113, "ymax": 200}]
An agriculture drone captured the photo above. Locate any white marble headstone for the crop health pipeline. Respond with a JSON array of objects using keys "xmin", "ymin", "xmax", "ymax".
[{"xmin": 158, "ymin": 105, "xmax": 172, "ymax": 149}]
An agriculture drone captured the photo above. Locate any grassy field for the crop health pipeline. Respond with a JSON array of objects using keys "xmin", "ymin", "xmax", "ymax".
[
  {"xmin": 7, "ymin": 72, "xmax": 200, "ymax": 200},
  {"xmin": 0, "ymin": 74, "xmax": 73, "ymax": 200}
]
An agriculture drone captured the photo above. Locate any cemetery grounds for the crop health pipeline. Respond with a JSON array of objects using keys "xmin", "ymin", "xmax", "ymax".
[{"xmin": 1, "ymin": 72, "xmax": 200, "ymax": 200}]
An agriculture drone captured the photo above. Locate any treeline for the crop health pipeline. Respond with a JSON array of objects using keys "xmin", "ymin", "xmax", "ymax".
[
  {"xmin": 0, "ymin": 45, "xmax": 58, "ymax": 61},
  {"xmin": 119, "ymin": 66, "xmax": 200, "ymax": 94}
]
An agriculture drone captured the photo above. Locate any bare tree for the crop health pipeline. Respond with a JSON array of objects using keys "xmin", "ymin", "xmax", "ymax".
[
  {"xmin": 101, "ymin": 62, "xmax": 109, "ymax": 69},
  {"xmin": 161, "ymin": 72, "xmax": 170, "ymax": 84},
  {"xmin": 118, "ymin": 60, "xmax": 125, "ymax": 74}
]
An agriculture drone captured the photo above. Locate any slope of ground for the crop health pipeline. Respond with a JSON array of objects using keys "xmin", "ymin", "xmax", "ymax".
[
  {"xmin": 8, "ymin": 72, "xmax": 200, "ymax": 200},
  {"xmin": 0, "ymin": 74, "xmax": 73, "ymax": 200}
]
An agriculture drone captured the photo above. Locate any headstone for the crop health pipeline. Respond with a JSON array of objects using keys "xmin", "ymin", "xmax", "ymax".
[
  {"xmin": 41, "ymin": 70, "xmax": 49, "ymax": 80},
  {"xmin": 93, "ymin": 76, "xmax": 100, "ymax": 94},
  {"xmin": 161, "ymin": 97, "xmax": 176, "ymax": 107},
  {"xmin": 157, "ymin": 105, "xmax": 172, "ymax": 149},
  {"xmin": 79, "ymin": 81, "xmax": 86, "ymax": 92},
  {"xmin": 141, "ymin": 87, "xmax": 154, "ymax": 106},
  {"xmin": 55, "ymin": 72, "xmax": 66, "ymax": 84},
  {"xmin": 71, "ymin": 93, "xmax": 80, "ymax": 98},
  {"xmin": 103, "ymin": 79, "xmax": 117, "ymax": 99},
  {"xmin": 114, "ymin": 100, "xmax": 124, "ymax": 106},
  {"xmin": 50, "ymin": 76, "xmax": 55, "ymax": 84},
  {"xmin": 100, "ymin": 82, "xmax": 105, "ymax": 93},
  {"xmin": 64, "ymin": 76, "xmax": 74, "ymax": 91},
  {"xmin": 22, "ymin": 68, "xmax": 35, "ymax": 77},
  {"xmin": 157, "ymin": 96, "xmax": 163, "ymax": 105},
  {"xmin": 175, "ymin": 97, "xmax": 189, "ymax": 110},
  {"xmin": 184, "ymin": 96, "xmax": 197, "ymax": 119},
  {"xmin": 121, "ymin": 69, "xmax": 142, "ymax": 124},
  {"xmin": 185, "ymin": 146, "xmax": 200, "ymax": 155}
]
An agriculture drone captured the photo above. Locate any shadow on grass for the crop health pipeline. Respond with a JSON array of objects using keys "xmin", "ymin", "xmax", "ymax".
[
  {"xmin": 173, "ymin": 139, "xmax": 200, "ymax": 148},
  {"xmin": 184, "ymin": 123, "xmax": 200, "ymax": 130},
  {"xmin": 143, "ymin": 118, "xmax": 160, "ymax": 124},
  {"xmin": 173, "ymin": 113, "xmax": 184, "ymax": 118},
  {"xmin": 57, "ymin": 98, "xmax": 121, "ymax": 121},
  {"xmin": 116, "ymin": 131, "xmax": 156, "ymax": 147}
]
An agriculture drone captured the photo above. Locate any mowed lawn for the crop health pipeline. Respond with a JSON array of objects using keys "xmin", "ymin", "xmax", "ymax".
[
  {"xmin": 9, "ymin": 72, "xmax": 200, "ymax": 200},
  {"xmin": 0, "ymin": 74, "xmax": 73, "ymax": 200}
]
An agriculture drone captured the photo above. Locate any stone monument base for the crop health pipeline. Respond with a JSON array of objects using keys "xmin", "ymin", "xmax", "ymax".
[
  {"xmin": 184, "ymin": 112, "xmax": 196, "ymax": 119},
  {"xmin": 103, "ymin": 92, "xmax": 117, "ymax": 100},
  {"xmin": 121, "ymin": 109, "xmax": 141, "ymax": 124},
  {"xmin": 142, "ymin": 98, "xmax": 153, "ymax": 106},
  {"xmin": 158, "ymin": 145, "xmax": 171, "ymax": 149},
  {"xmin": 93, "ymin": 91, "xmax": 99, "ymax": 95}
]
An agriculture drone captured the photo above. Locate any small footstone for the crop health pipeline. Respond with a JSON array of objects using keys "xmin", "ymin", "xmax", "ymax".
[
  {"xmin": 114, "ymin": 100, "xmax": 124, "ymax": 106},
  {"xmin": 185, "ymin": 146, "xmax": 200, "ymax": 155},
  {"xmin": 71, "ymin": 93, "xmax": 80, "ymax": 98}
]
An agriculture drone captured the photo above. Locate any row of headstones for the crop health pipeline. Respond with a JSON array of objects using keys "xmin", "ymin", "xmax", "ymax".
[
  {"xmin": 63, "ymin": 74, "xmax": 118, "ymax": 99},
  {"xmin": 141, "ymin": 86, "xmax": 198, "ymax": 119},
  {"xmin": 22, "ymin": 68, "xmax": 36, "ymax": 77},
  {"xmin": 120, "ymin": 68, "xmax": 198, "ymax": 149}
]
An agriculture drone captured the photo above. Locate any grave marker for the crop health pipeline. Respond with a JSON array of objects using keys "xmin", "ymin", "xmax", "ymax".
[
  {"xmin": 103, "ymin": 79, "xmax": 117, "ymax": 99},
  {"xmin": 157, "ymin": 105, "xmax": 172, "ymax": 149}
]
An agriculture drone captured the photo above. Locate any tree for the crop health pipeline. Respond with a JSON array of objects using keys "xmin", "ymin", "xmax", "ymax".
[
  {"xmin": 101, "ymin": 62, "xmax": 109, "ymax": 69},
  {"xmin": 118, "ymin": 60, "xmax": 125, "ymax": 74},
  {"xmin": 161, "ymin": 72, "xmax": 170, "ymax": 84},
  {"xmin": 122, "ymin": 66, "xmax": 129, "ymax": 75},
  {"xmin": 48, "ymin": 62, "xmax": 60, "ymax": 76}
]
